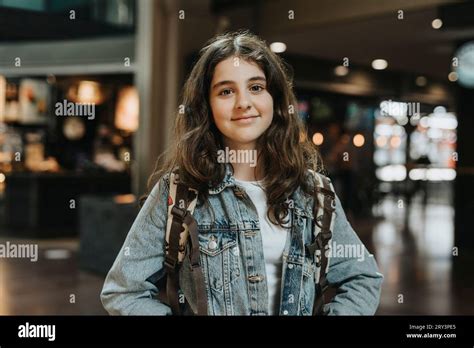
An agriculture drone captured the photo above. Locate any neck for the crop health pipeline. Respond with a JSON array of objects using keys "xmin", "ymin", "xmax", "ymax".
[
  {"xmin": 232, "ymin": 162, "xmax": 264, "ymax": 182},
  {"xmin": 223, "ymin": 139, "xmax": 264, "ymax": 181}
]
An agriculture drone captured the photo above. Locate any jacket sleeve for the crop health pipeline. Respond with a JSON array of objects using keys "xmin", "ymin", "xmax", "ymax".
[
  {"xmin": 324, "ymin": 194, "xmax": 384, "ymax": 315},
  {"xmin": 100, "ymin": 176, "xmax": 172, "ymax": 315}
]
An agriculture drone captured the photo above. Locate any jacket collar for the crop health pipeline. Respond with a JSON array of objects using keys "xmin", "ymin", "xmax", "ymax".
[
  {"xmin": 208, "ymin": 163, "xmax": 236, "ymax": 195},
  {"xmin": 207, "ymin": 163, "xmax": 315, "ymax": 219}
]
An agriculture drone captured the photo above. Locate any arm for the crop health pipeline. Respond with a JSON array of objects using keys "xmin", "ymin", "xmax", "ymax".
[
  {"xmin": 324, "ymin": 194, "xmax": 384, "ymax": 315},
  {"xmin": 100, "ymin": 176, "xmax": 172, "ymax": 315}
]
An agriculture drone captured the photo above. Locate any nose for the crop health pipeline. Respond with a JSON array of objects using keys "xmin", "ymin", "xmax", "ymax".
[{"xmin": 235, "ymin": 92, "xmax": 251, "ymax": 110}]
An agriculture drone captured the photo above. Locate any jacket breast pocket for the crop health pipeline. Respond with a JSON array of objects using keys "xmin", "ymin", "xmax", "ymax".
[{"xmin": 198, "ymin": 229, "xmax": 241, "ymax": 292}]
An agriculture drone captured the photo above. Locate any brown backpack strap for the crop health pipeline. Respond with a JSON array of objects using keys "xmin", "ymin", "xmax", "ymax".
[
  {"xmin": 186, "ymin": 212, "xmax": 208, "ymax": 315},
  {"xmin": 311, "ymin": 174, "xmax": 336, "ymax": 315},
  {"xmin": 164, "ymin": 172, "xmax": 207, "ymax": 315},
  {"xmin": 164, "ymin": 183, "xmax": 190, "ymax": 315}
]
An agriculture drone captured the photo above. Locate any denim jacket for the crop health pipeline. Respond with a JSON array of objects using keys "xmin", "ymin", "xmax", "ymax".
[{"xmin": 101, "ymin": 164, "xmax": 383, "ymax": 315}]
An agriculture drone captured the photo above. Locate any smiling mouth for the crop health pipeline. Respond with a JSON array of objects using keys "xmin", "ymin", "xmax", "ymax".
[{"xmin": 231, "ymin": 115, "xmax": 260, "ymax": 121}]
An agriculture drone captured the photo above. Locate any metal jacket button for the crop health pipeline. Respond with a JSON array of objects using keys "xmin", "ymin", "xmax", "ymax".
[
  {"xmin": 208, "ymin": 240, "xmax": 217, "ymax": 250},
  {"xmin": 248, "ymin": 274, "xmax": 264, "ymax": 283},
  {"xmin": 208, "ymin": 236, "xmax": 218, "ymax": 250}
]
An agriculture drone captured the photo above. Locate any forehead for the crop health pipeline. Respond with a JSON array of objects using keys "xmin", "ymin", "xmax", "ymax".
[{"xmin": 211, "ymin": 57, "xmax": 265, "ymax": 81}]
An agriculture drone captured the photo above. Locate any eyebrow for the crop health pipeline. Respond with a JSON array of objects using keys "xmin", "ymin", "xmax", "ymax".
[{"xmin": 211, "ymin": 76, "xmax": 266, "ymax": 90}]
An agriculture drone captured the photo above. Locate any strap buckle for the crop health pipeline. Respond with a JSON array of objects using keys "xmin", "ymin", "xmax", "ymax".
[
  {"xmin": 319, "ymin": 231, "xmax": 332, "ymax": 241},
  {"xmin": 315, "ymin": 186, "xmax": 335, "ymax": 199},
  {"xmin": 164, "ymin": 255, "xmax": 179, "ymax": 272},
  {"xmin": 315, "ymin": 231, "xmax": 332, "ymax": 248},
  {"xmin": 190, "ymin": 259, "xmax": 201, "ymax": 270},
  {"xmin": 171, "ymin": 205, "xmax": 188, "ymax": 220}
]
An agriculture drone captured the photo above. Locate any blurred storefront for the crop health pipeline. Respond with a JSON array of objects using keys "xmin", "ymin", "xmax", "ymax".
[{"xmin": 0, "ymin": 1, "xmax": 138, "ymax": 237}]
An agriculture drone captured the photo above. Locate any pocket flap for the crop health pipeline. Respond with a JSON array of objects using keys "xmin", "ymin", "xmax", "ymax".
[{"xmin": 198, "ymin": 230, "xmax": 237, "ymax": 256}]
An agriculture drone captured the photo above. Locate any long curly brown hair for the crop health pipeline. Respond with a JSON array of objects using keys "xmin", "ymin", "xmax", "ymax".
[{"xmin": 148, "ymin": 30, "xmax": 324, "ymax": 227}]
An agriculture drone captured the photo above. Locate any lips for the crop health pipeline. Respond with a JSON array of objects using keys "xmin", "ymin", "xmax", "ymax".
[{"xmin": 231, "ymin": 115, "xmax": 260, "ymax": 121}]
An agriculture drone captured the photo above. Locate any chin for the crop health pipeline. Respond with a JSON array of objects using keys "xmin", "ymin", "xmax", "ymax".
[
  {"xmin": 236, "ymin": 135, "xmax": 261, "ymax": 143},
  {"xmin": 225, "ymin": 138, "xmax": 258, "ymax": 147}
]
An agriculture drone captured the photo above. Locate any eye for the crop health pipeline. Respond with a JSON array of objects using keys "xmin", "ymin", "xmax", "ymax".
[
  {"xmin": 218, "ymin": 88, "xmax": 233, "ymax": 96},
  {"xmin": 250, "ymin": 85, "xmax": 264, "ymax": 93}
]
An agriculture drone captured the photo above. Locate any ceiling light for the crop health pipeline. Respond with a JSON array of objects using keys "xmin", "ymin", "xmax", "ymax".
[
  {"xmin": 372, "ymin": 59, "xmax": 388, "ymax": 70},
  {"xmin": 432, "ymin": 19, "xmax": 443, "ymax": 29},
  {"xmin": 270, "ymin": 42, "xmax": 286, "ymax": 53}
]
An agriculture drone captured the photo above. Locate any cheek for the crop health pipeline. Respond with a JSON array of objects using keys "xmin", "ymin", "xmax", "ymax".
[
  {"xmin": 210, "ymin": 99, "xmax": 230, "ymax": 123},
  {"xmin": 257, "ymin": 94, "xmax": 274, "ymax": 118}
]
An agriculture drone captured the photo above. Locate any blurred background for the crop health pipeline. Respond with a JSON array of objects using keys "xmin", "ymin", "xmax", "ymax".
[{"xmin": 0, "ymin": 0, "xmax": 473, "ymax": 315}]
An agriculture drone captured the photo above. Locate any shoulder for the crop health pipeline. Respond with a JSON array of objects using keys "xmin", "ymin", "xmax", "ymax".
[{"xmin": 148, "ymin": 172, "xmax": 173, "ymax": 200}]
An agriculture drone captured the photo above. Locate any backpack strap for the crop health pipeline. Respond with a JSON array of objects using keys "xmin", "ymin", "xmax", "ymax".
[
  {"xmin": 308, "ymin": 172, "xmax": 336, "ymax": 315},
  {"xmin": 164, "ymin": 172, "xmax": 207, "ymax": 315}
]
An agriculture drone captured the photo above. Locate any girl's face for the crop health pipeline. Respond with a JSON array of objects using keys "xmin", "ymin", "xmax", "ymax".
[{"xmin": 209, "ymin": 56, "xmax": 273, "ymax": 149}]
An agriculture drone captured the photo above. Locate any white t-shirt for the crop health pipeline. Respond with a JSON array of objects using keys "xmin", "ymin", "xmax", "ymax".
[{"xmin": 234, "ymin": 178, "xmax": 290, "ymax": 315}]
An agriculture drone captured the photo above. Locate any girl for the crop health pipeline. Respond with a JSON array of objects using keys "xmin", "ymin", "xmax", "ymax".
[{"xmin": 101, "ymin": 30, "xmax": 383, "ymax": 316}]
